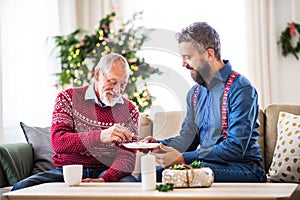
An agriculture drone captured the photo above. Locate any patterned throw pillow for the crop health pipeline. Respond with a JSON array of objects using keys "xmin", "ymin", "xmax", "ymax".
[{"xmin": 268, "ymin": 112, "xmax": 300, "ymax": 183}]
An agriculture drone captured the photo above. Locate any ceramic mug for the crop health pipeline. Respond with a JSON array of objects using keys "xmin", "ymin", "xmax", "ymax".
[{"xmin": 63, "ymin": 164, "xmax": 83, "ymax": 186}]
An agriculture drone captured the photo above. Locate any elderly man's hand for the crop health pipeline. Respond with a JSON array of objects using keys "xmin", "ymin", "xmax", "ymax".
[
  {"xmin": 82, "ymin": 178, "xmax": 105, "ymax": 182},
  {"xmin": 140, "ymin": 136, "xmax": 157, "ymax": 143},
  {"xmin": 100, "ymin": 124, "xmax": 133, "ymax": 143},
  {"xmin": 152, "ymin": 143, "xmax": 185, "ymax": 168}
]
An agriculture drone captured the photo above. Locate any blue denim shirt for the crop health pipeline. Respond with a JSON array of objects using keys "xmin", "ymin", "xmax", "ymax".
[{"xmin": 159, "ymin": 60, "xmax": 262, "ymax": 164}]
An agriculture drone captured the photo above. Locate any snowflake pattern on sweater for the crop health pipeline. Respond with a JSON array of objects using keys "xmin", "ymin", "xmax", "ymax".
[{"xmin": 50, "ymin": 85, "xmax": 139, "ymax": 182}]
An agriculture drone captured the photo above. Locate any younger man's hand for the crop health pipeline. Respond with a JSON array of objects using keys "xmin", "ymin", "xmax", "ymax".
[{"xmin": 152, "ymin": 143, "xmax": 185, "ymax": 168}]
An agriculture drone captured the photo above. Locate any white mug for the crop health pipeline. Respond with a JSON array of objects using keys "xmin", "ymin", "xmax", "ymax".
[{"xmin": 63, "ymin": 164, "xmax": 83, "ymax": 186}]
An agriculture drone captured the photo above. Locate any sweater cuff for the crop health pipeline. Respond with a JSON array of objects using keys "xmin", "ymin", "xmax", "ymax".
[{"xmin": 101, "ymin": 169, "xmax": 125, "ymax": 182}]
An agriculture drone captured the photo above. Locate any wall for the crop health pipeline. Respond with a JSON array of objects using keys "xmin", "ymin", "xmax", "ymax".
[
  {"xmin": 120, "ymin": 0, "xmax": 248, "ymax": 118},
  {"xmin": 121, "ymin": 0, "xmax": 300, "ymax": 107},
  {"xmin": 276, "ymin": 0, "xmax": 300, "ymax": 104}
]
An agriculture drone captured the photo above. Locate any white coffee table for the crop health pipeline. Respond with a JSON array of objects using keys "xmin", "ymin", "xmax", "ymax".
[{"xmin": 4, "ymin": 182, "xmax": 298, "ymax": 200}]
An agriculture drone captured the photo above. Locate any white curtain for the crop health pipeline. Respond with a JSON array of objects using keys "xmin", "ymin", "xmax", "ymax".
[
  {"xmin": 246, "ymin": 0, "xmax": 279, "ymax": 109},
  {"xmin": 58, "ymin": 0, "xmax": 118, "ymax": 35},
  {"xmin": 0, "ymin": 0, "xmax": 61, "ymax": 143}
]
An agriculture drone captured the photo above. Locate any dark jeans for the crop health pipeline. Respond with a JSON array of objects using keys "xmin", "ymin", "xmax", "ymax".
[
  {"xmin": 12, "ymin": 167, "xmax": 137, "ymax": 191},
  {"xmin": 138, "ymin": 161, "xmax": 267, "ymax": 183}
]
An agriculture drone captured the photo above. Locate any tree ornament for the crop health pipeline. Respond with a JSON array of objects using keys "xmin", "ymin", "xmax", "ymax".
[{"xmin": 279, "ymin": 22, "xmax": 300, "ymax": 60}]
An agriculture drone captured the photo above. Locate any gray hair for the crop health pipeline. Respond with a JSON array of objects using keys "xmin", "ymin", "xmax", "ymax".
[
  {"xmin": 95, "ymin": 53, "xmax": 130, "ymax": 79},
  {"xmin": 175, "ymin": 22, "xmax": 221, "ymax": 60}
]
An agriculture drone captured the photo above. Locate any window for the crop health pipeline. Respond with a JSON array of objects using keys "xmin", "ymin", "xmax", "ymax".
[{"xmin": 0, "ymin": 0, "xmax": 60, "ymax": 143}]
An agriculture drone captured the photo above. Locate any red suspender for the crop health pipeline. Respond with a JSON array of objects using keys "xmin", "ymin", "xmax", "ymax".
[
  {"xmin": 221, "ymin": 71, "xmax": 239, "ymax": 140},
  {"xmin": 193, "ymin": 84, "xmax": 200, "ymax": 107},
  {"xmin": 193, "ymin": 71, "xmax": 239, "ymax": 141}
]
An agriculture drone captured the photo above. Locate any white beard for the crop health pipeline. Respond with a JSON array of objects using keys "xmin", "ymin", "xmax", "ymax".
[{"xmin": 100, "ymin": 90, "xmax": 122, "ymax": 107}]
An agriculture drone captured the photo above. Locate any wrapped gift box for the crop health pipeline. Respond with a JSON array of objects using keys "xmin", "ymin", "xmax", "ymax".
[{"xmin": 162, "ymin": 167, "xmax": 214, "ymax": 188}]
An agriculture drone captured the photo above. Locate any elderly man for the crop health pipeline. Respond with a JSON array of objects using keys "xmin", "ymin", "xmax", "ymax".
[{"xmin": 12, "ymin": 53, "xmax": 139, "ymax": 191}]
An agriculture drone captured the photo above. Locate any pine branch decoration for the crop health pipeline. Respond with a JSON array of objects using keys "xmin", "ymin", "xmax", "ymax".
[{"xmin": 279, "ymin": 22, "xmax": 300, "ymax": 60}]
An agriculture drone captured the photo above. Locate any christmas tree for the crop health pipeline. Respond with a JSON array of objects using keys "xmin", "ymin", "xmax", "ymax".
[{"xmin": 53, "ymin": 11, "xmax": 161, "ymax": 112}]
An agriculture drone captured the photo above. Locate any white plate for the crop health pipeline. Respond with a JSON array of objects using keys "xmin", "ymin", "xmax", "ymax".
[{"xmin": 122, "ymin": 142, "xmax": 160, "ymax": 149}]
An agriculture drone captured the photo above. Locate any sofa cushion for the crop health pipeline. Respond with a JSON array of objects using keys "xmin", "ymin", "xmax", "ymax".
[
  {"xmin": 0, "ymin": 143, "xmax": 33, "ymax": 186},
  {"xmin": 153, "ymin": 111, "xmax": 186, "ymax": 139},
  {"xmin": 264, "ymin": 104, "xmax": 300, "ymax": 171},
  {"xmin": 139, "ymin": 114, "xmax": 153, "ymax": 139},
  {"xmin": 257, "ymin": 109, "xmax": 265, "ymax": 169},
  {"xmin": 268, "ymin": 111, "xmax": 300, "ymax": 183},
  {"xmin": 0, "ymin": 164, "xmax": 8, "ymax": 187},
  {"xmin": 20, "ymin": 122, "xmax": 55, "ymax": 174}
]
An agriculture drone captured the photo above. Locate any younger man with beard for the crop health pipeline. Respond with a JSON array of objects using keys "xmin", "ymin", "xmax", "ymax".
[
  {"xmin": 12, "ymin": 53, "xmax": 139, "ymax": 191},
  {"xmin": 141, "ymin": 22, "xmax": 266, "ymax": 183}
]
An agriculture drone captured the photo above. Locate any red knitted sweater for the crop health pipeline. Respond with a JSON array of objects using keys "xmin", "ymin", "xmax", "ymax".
[{"xmin": 50, "ymin": 85, "xmax": 139, "ymax": 182}]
